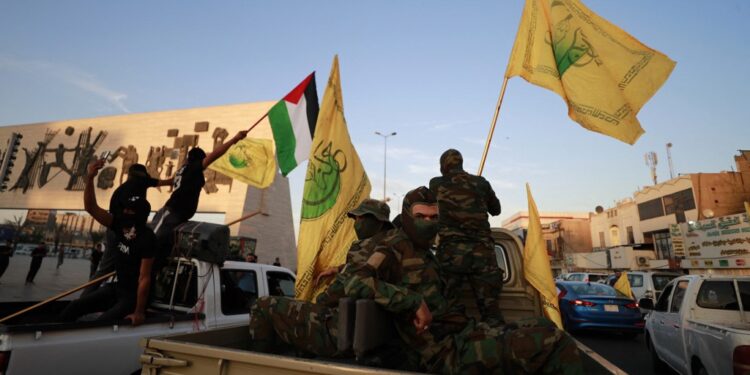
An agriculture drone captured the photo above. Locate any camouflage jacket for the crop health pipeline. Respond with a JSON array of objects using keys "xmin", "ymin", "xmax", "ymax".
[
  {"xmin": 343, "ymin": 229, "xmax": 468, "ymax": 366},
  {"xmin": 315, "ymin": 229, "xmax": 393, "ymax": 308},
  {"xmin": 429, "ymin": 171, "xmax": 501, "ymax": 242}
]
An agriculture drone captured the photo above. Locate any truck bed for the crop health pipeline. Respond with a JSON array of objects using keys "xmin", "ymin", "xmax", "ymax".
[{"xmin": 140, "ymin": 324, "xmax": 624, "ymax": 375}]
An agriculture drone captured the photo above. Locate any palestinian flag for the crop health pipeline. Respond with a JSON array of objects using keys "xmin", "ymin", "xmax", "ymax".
[{"xmin": 269, "ymin": 72, "xmax": 319, "ymax": 176}]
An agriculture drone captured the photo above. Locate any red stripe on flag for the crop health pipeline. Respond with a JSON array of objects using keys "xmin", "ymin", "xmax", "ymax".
[{"xmin": 283, "ymin": 72, "xmax": 314, "ymax": 105}]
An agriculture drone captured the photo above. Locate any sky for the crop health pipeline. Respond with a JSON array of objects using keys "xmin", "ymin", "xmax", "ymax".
[{"xmin": 1, "ymin": 0, "xmax": 749, "ymax": 232}]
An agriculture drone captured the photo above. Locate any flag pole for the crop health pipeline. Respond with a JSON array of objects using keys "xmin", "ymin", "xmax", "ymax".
[
  {"xmin": 246, "ymin": 112, "xmax": 270, "ymax": 133},
  {"xmin": 477, "ymin": 76, "xmax": 509, "ymax": 176}
]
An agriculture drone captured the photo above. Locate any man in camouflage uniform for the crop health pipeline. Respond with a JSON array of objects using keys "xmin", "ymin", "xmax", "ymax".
[
  {"xmin": 344, "ymin": 187, "xmax": 582, "ymax": 374},
  {"xmin": 429, "ymin": 149, "xmax": 504, "ymax": 326},
  {"xmin": 248, "ymin": 198, "xmax": 394, "ymax": 357}
]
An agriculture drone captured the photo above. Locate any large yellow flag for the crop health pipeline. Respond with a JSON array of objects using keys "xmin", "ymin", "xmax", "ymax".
[
  {"xmin": 614, "ymin": 272, "xmax": 634, "ymax": 299},
  {"xmin": 524, "ymin": 183, "xmax": 563, "ymax": 329},
  {"xmin": 208, "ymin": 138, "xmax": 276, "ymax": 189},
  {"xmin": 295, "ymin": 56, "xmax": 371, "ymax": 300},
  {"xmin": 506, "ymin": 0, "xmax": 676, "ymax": 145}
]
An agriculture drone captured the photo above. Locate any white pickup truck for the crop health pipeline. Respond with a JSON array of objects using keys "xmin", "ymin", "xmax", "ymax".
[
  {"xmin": 0, "ymin": 258, "xmax": 296, "ymax": 375},
  {"xmin": 640, "ymin": 274, "xmax": 750, "ymax": 375}
]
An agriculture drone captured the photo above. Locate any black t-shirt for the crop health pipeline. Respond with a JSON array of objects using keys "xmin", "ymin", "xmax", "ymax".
[
  {"xmin": 165, "ymin": 162, "xmax": 205, "ymax": 220},
  {"xmin": 108, "ymin": 219, "xmax": 156, "ymax": 295}
]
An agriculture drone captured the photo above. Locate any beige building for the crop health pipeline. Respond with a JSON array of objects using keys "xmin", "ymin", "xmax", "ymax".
[
  {"xmin": 502, "ymin": 211, "xmax": 592, "ymax": 274},
  {"xmin": 0, "ymin": 102, "xmax": 297, "ymax": 267},
  {"xmin": 589, "ymin": 198, "xmax": 644, "ymax": 250}
]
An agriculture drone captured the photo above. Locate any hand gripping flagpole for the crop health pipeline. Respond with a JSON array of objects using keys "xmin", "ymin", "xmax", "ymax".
[{"xmin": 477, "ymin": 76, "xmax": 510, "ymax": 176}]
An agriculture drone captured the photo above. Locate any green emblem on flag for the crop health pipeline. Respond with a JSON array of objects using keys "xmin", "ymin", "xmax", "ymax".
[
  {"xmin": 301, "ymin": 141, "xmax": 346, "ymax": 219},
  {"xmin": 549, "ymin": 1, "xmax": 600, "ymax": 76}
]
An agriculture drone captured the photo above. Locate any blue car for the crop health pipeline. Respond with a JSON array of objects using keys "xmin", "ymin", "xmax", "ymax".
[{"xmin": 556, "ymin": 281, "xmax": 644, "ymax": 338}]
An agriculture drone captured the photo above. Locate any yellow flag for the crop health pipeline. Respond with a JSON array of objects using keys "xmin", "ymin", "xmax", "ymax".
[
  {"xmin": 614, "ymin": 272, "xmax": 633, "ymax": 299},
  {"xmin": 295, "ymin": 56, "xmax": 371, "ymax": 300},
  {"xmin": 506, "ymin": 0, "xmax": 676, "ymax": 145},
  {"xmin": 207, "ymin": 138, "xmax": 276, "ymax": 189},
  {"xmin": 524, "ymin": 183, "xmax": 563, "ymax": 329}
]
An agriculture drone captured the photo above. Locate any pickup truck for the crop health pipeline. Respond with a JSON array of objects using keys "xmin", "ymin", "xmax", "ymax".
[
  {"xmin": 0, "ymin": 258, "xmax": 297, "ymax": 375},
  {"xmin": 139, "ymin": 228, "xmax": 625, "ymax": 374},
  {"xmin": 640, "ymin": 274, "xmax": 750, "ymax": 375}
]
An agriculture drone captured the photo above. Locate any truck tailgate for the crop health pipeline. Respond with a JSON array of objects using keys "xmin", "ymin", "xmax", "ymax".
[
  {"xmin": 141, "ymin": 325, "xmax": 624, "ymax": 375},
  {"xmin": 140, "ymin": 325, "xmax": 417, "ymax": 375}
]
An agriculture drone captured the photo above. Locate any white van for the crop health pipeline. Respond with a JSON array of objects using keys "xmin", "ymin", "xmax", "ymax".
[
  {"xmin": 562, "ymin": 272, "xmax": 609, "ymax": 283},
  {"xmin": 606, "ymin": 271, "xmax": 681, "ymax": 302}
]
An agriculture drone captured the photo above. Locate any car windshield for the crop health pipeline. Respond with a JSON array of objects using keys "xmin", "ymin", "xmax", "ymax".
[
  {"xmin": 652, "ymin": 274, "xmax": 678, "ymax": 291},
  {"xmin": 570, "ymin": 283, "xmax": 628, "ymax": 298},
  {"xmin": 588, "ymin": 274, "xmax": 608, "ymax": 283}
]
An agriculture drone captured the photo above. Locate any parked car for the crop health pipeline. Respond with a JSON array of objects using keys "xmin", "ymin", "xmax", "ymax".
[
  {"xmin": 604, "ymin": 271, "xmax": 681, "ymax": 303},
  {"xmin": 640, "ymin": 275, "xmax": 750, "ymax": 375},
  {"xmin": 556, "ymin": 281, "xmax": 644, "ymax": 338},
  {"xmin": 563, "ymin": 272, "xmax": 609, "ymax": 283}
]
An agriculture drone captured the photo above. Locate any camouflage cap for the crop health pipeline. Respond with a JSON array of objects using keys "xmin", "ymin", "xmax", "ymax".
[{"xmin": 348, "ymin": 198, "xmax": 391, "ymax": 223}]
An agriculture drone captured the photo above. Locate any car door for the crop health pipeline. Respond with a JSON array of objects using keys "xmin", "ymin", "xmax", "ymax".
[
  {"xmin": 661, "ymin": 280, "xmax": 690, "ymax": 374},
  {"xmin": 649, "ymin": 282, "xmax": 674, "ymax": 364}
]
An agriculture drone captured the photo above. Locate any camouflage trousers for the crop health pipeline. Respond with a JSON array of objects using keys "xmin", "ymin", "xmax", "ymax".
[
  {"xmin": 437, "ymin": 239, "xmax": 504, "ymax": 326},
  {"xmin": 248, "ymin": 296, "xmax": 340, "ymax": 357},
  {"xmin": 430, "ymin": 317, "xmax": 583, "ymax": 375}
]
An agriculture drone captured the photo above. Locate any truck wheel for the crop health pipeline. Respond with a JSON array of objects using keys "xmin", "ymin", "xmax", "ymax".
[{"xmin": 648, "ymin": 336, "xmax": 667, "ymax": 372}]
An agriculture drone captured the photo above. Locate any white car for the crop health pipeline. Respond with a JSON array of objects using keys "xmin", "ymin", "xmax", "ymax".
[
  {"xmin": 605, "ymin": 271, "xmax": 681, "ymax": 303},
  {"xmin": 641, "ymin": 275, "xmax": 750, "ymax": 375},
  {"xmin": 562, "ymin": 272, "xmax": 609, "ymax": 283}
]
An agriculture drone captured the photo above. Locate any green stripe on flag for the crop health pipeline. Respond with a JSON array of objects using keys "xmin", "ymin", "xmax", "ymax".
[{"xmin": 268, "ymin": 100, "xmax": 298, "ymax": 175}]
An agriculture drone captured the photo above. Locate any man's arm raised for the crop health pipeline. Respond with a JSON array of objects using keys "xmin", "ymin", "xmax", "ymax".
[
  {"xmin": 84, "ymin": 158, "xmax": 113, "ymax": 228},
  {"xmin": 202, "ymin": 130, "xmax": 249, "ymax": 169}
]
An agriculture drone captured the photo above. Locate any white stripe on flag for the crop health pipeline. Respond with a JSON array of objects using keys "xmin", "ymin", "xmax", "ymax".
[{"xmin": 286, "ymin": 95, "xmax": 313, "ymax": 165}]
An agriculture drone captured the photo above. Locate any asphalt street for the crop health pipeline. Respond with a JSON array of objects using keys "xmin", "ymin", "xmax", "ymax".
[
  {"xmin": 0, "ymin": 254, "xmax": 92, "ymax": 302},
  {"xmin": 574, "ymin": 330, "xmax": 678, "ymax": 375}
]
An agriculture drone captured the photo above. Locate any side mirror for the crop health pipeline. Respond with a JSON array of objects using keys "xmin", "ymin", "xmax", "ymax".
[{"xmin": 638, "ymin": 298, "xmax": 654, "ymax": 310}]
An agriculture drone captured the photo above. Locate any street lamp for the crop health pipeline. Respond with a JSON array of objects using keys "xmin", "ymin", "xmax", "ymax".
[{"xmin": 374, "ymin": 131, "xmax": 397, "ymax": 201}]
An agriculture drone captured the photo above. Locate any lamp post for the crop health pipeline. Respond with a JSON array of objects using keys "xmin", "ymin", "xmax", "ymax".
[{"xmin": 375, "ymin": 131, "xmax": 397, "ymax": 201}]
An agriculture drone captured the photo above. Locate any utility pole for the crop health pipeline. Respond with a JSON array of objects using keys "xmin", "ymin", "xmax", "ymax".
[
  {"xmin": 644, "ymin": 151, "xmax": 658, "ymax": 185},
  {"xmin": 374, "ymin": 131, "xmax": 397, "ymax": 201},
  {"xmin": 666, "ymin": 142, "xmax": 675, "ymax": 179}
]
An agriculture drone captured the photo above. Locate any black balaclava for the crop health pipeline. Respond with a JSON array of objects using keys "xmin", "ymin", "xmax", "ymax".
[
  {"xmin": 439, "ymin": 149, "xmax": 464, "ymax": 176},
  {"xmin": 401, "ymin": 186, "xmax": 439, "ymax": 249},
  {"xmin": 115, "ymin": 195, "xmax": 151, "ymax": 239},
  {"xmin": 187, "ymin": 147, "xmax": 206, "ymax": 166},
  {"xmin": 110, "ymin": 163, "xmax": 155, "ymax": 217},
  {"xmin": 354, "ymin": 215, "xmax": 384, "ymax": 240}
]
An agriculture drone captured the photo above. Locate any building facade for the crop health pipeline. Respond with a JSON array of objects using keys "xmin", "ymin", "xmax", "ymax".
[
  {"xmin": 0, "ymin": 102, "xmax": 297, "ymax": 267},
  {"xmin": 589, "ymin": 199, "xmax": 644, "ymax": 250}
]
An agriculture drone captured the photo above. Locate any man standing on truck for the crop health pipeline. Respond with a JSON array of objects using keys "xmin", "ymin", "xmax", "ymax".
[
  {"xmin": 344, "ymin": 186, "xmax": 582, "ymax": 374},
  {"xmin": 149, "ymin": 129, "xmax": 248, "ymax": 268},
  {"xmin": 247, "ymin": 198, "xmax": 395, "ymax": 358},
  {"xmin": 429, "ymin": 148, "xmax": 504, "ymax": 326},
  {"xmin": 84, "ymin": 163, "xmax": 169, "ymax": 296},
  {"xmin": 58, "ymin": 158, "xmax": 156, "ymax": 326}
]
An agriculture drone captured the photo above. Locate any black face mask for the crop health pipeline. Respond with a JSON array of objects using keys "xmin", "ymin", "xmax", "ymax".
[{"xmin": 354, "ymin": 216, "xmax": 384, "ymax": 240}]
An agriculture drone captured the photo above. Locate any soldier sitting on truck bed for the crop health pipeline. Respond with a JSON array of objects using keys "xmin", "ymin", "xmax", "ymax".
[
  {"xmin": 429, "ymin": 149, "xmax": 504, "ymax": 327},
  {"xmin": 247, "ymin": 198, "xmax": 395, "ymax": 359},
  {"xmin": 343, "ymin": 186, "xmax": 583, "ymax": 374},
  {"xmin": 314, "ymin": 199, "xmax": 395, "ymax": 308},
  {"xmin": 59, "ymin": 158, "xmax": 156, "ymax": 326}
]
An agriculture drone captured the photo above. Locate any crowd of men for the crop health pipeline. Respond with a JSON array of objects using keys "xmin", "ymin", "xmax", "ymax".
[
  {"xmin": 248, "ymin": 149, "xmax": 583, "ymax": 374},
  {"xmin": 27, "ymin": 140, "xmax": 582, "ymax": 373},
  {"xmin": 57, "ymin": 129, "xmax": 248, "ymax": 325}
]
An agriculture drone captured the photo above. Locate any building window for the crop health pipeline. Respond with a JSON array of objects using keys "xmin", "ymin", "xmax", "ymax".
[
  {"xmin": 638, "ymin": 198, "xmax": 665, "ymax": 220},
  {"xmin": 599, "ymin": 232, "xmax": 605, "ymax": 248},
  {"xmin": 663, "ymin": 188, "xmax": 696, "ymax": 216},
  {"xmin": 627, "ymin": 226, "xmax": 635, "ymax": 244},
  {"xmin": 609, "ymin": 226, "xmax": 621, "ymax": 246},
  {"xmin": 653, "ymin": 231, "xmax": 673, "ymax": 259}
]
